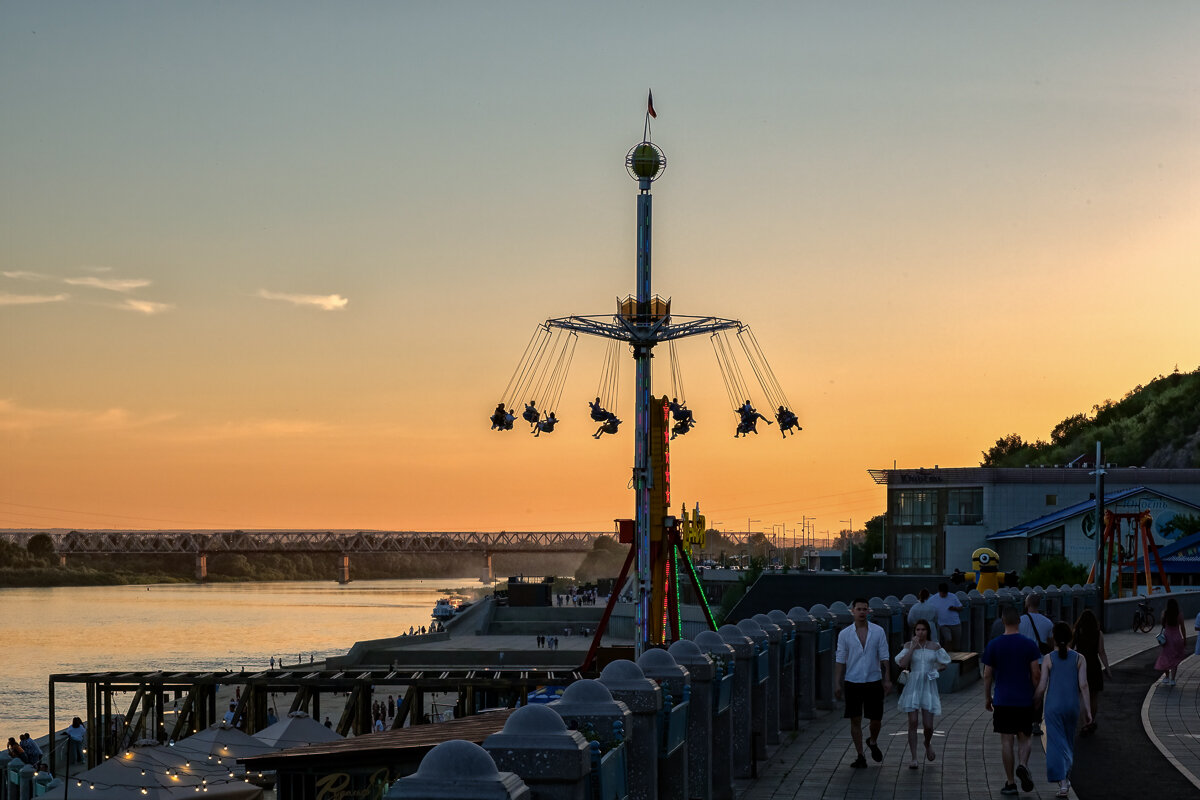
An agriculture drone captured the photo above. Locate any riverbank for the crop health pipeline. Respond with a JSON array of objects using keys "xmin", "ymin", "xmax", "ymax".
[{"xmin": 0, "ymin": 578, "xmax": 485, "ymax": 736}]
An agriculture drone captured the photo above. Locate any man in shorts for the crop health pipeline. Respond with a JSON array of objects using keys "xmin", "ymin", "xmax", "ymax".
[
  {"xmin": 982, "ymin": 606, "xmax": 1042, "ymax": 795},
  {"xmin": 834, "ymin": 597, "xmax": 892, "ymax": 768}
]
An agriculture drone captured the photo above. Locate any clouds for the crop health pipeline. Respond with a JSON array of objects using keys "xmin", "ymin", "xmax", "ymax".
[
  {"xmin": 2, "ymin": 268, "xmax": 169, "ymax": 313},
  {"xmin": 118, "ymin": 298, "xmax": 174, "ymax": 315},
  {"xmin": 63, "ymin": 276, "xmax": 152, "ymax": 292},
  {"xmin": 1, "ymin": 269, "xmax": 352, "ymax": 314},
  {"xmin": 257, "ymin": 289, "xmax": 349, "ymax": 311},
  {"xmin": 0, "ymin": 292, "xmax": 69, "ymax": 306}
]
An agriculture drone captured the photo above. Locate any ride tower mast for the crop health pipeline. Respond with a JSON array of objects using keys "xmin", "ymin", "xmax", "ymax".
[{"xmin": 542, "ymin": 99, "xmax": 745, "ymax": 656}]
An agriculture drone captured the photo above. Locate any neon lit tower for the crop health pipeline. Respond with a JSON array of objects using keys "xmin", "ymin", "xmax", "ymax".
[{"xmin": 543, "ymin": 97, "xmax": 744, "ymax": 655}]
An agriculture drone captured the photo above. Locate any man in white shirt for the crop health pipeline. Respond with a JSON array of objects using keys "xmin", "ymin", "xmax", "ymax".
[
  {"xmin": 834, "ymin": 597, "xmax": 893, "ymax": 768},
  {"xmin": 1018, "ymin": 593, "xmax": 1055, "ymax": 735},
  {"xmin": 928, "ymin": 583, "xmax": 964, "ymax": 650},
  {"xmin": 1017, "ymin": 595, "xmax": 1055, "ymax": 653}
]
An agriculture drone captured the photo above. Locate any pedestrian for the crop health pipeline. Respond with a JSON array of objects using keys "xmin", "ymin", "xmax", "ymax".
[
  {"xmin": 324, "ymin": 716, "xmax": 333, "ymax": 729},
  {"xmin": 907, "ymin": 588, "xmax": 940, "ymax": 643},
  {"xmin": 927, "ymin": 583, "xmax": 964, "ymax": 651},
  {"xmin": 1071, "ymin": 609, "xmax": 1109, "ymax": 735},
  {"xmin": 1155, "ymin": 596, "xmax": 1188, "ymax": 686},
  {"xmin": 6, "ymin": 737, "xmax": 26, "ymax": 764},
  {"xmin": 270, "ymin": 656, "xmax": 275, "ymax": 669},
  {"xmin": 19, "ymin": 733, "xmax": 43, "ymax": 768},
  {"xmin": 834, "ymin": 597, "xmax": 893, "ymax": 768},
  {"xmin": 266, "ymin": 707, "xmax": 278, "ymax": 726},
  {"xmin": 895, "ymin": 619, "xmax": 951, "ymax": 769},
  {"xmin": 1035, "ymin": 621, "xmax": 1092, "ymax": 798},
  {"xmin": 982, "ymin": 607, "xmax": 1042, "ymax": 796},
  {"xmin": 64, "ymin": 717, "xmax": 86, "ymax": 764},
  {"xmin": 387, "ymin": 695, "xmax": 395, "ymax": 719},
  {"xmin": 1019, "ymin": 594, "xmax": 1055, "ymax": 735}
]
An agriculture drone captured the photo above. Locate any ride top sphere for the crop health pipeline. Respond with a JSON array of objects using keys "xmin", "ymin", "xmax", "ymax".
[{"xmin": 626, "ymin": 141, "xmax": 666, "ymax": 182}]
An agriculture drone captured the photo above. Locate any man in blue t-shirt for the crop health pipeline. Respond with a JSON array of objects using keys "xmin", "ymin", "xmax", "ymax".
[{"xmin": 982, "ymin": 606, "xmax": 1042, "ymax": 796}]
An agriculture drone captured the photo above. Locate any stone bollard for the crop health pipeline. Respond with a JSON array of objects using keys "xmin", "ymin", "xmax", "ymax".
[
  {"xmin": 1070, "ymin": 584, "xmax": 1086, "ymax": 624},
  {"xmin": 638, "ymin": 648, "xmax": 690, "ymax": 800},
  {"xmin": 1045, "ymin": 584, "xmax": 1063, "ymax": 622},
  {"xmin": 550, "ymin": 679, "xmax": 631, "ymax": 754},
  {"xmin": 598, "ymin": 660, "xmax": 662, "ymax": 800},
  {"xmin": 669, "ymin": 640, "xmax": 714, "ymax": 800},
  {"xmin": 385, "ymin": 740, "xmax": 530, "ymax": 800},
  {"xmin": 767, "ymin": 610, "xmax": 797, "ymax": 731},
  {"xmin": 787, "ymin": 607, "xmax": 817, "ymax": 720},
  {"xmin": 899, "ymin": 594, "xmax": 918, "ymax": 638},
  {"xmin": 968, "ymin": 590, "xmax": 985, "ymax": 653},
  {"xmin": 693, "ymin": 630, "xmax": 735, "ymax": 800},
  {"xmin": 883, "ymin": 595, "xmax": 905, "ymax": 655},
  {"xmin": 18, "ymin": 764, "xmax": 35, "ymax": 800},
  {"xmin": 955, "ymin": 591, "xmax": 972, "ymax": 651},
  {"xmin": 869, "ymin": 597, "xmax": 896, "ymax": 676},
  {"xmin": 807, "ymin": 603, "xmax": 837, "ymax": 710},
  {"xmin": 483, "ymin": 704, "xmax": 591, "ymax": 800},
  {"xmin": 983, "ymin": 590, "xmax": 999, "ymax": 644},
  {"xmin": 716, "ymin": 625, "xmax": 754, "ymax": 778},
  {"xmin": 734, "ymin": 620, "xmax": 769, "ymax": 760},
  {"xmin": 751, "ymin": 614, "xmax": 783, "ymax": 744}
]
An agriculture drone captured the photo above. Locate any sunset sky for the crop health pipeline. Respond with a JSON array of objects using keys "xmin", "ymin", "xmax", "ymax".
[{"xmin": 2, "ymin": 3, "xmax": 1198, "ymax": 538}]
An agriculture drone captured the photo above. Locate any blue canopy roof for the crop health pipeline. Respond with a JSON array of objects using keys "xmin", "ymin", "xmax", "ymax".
[{"xmin": 987, "ymin": 486, "xmax": 1200, "ymax": 541}]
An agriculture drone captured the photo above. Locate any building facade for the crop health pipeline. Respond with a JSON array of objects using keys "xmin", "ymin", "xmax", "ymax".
[{"xmin": 868, "ymin": 466, "xmax": 1200, "ymax": 575}]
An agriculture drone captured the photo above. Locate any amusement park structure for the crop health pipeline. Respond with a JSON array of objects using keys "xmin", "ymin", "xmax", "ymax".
[{"xmin": 493, "ymin": 94, "xmax": 800, "ymax": 656}]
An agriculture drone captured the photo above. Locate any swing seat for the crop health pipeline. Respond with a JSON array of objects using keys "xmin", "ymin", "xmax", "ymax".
[
  {"xmin": 522, "ymin": 409, "xmax": 540, "ymax": 424},
  {"xmin": 590, "ymin": 407, "xmax": 610, "ymax": 422}
]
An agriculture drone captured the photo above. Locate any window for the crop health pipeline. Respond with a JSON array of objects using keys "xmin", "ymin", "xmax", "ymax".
[
  {"xmin": 1030, "ymin": 527, "xmax": 1065, "ymax": 557},
  {"xmin": 892, "ymin": 490, "xmax": 938, "ymax": 526},
  {"xmin": 1045, "ymin": 494, "xmax": 1057, "ymax": 506},
  {"xmin": 946, "ymin": 488, "xmax": 984, "ymax": 525},
  {"xmin": 894, "ymin": 530, "xmax": 935, "ymax": 570}
]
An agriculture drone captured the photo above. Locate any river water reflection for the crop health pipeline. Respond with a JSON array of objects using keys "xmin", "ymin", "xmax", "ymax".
[{"xmin": 2, "ymin": 578, "xmax": 481, "ymax": 737}]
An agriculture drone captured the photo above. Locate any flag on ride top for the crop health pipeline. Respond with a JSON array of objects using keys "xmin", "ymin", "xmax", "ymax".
[{"xmin": 647, "ymin": 90, "xmax": 656, "ymax": 119}]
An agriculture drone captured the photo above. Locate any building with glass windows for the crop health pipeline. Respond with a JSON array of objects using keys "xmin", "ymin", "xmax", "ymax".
[{"xmin": 868, "ymin": 466, "xmax": 1200, "ymax": 575}]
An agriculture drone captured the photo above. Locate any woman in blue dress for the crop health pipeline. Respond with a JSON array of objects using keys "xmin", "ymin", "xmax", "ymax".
[{"xmin": 1034, "ymin": 621, "xmax": 1092, "ymax": 798}]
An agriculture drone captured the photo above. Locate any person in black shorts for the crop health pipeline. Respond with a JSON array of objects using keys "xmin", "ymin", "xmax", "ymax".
[
  {"xmin": 983, "ymin": 606, "xmax": 1042, "ymax": 795},
  {"xmin": 834, "ymin": 598, "xmax": 893, "ymax": 768}
]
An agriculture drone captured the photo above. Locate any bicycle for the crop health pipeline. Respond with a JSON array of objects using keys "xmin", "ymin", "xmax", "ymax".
[{"xmin": 1131, "ymin": 598, "xmax": 1156, "ymax": 632}]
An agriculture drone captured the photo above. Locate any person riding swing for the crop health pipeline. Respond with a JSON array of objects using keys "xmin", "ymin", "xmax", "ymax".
[
  {"xmin": 522, "ymin": 401, "xmax": 540, "ymax": 427},
  {"xmin": 593, "ymin": 412, "xmax": 621, "ymax": 439},
  {"xmin": 776, "ymin": 406, "xmax": 801, "ymax": 437},
  {"xmin": 533, "ymin": 412, "xmax": 558, "ymax": 437}
]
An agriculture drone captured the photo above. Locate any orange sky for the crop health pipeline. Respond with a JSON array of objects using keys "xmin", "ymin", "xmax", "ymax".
[{"xmin": 3, "ymin": 4, "xmax": 1198, "ymax": 537}]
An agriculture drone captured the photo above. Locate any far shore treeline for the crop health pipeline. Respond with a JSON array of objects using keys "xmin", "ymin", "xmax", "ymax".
[{"xmin": 0, "ymin": 535, "xmax": 588, "ymax": 588}]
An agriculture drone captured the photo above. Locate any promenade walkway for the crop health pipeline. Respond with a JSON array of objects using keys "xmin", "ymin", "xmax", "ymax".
[
  {"xmin": 1143, "ymin": 640, "xmax": 1200, "ymax": 793},
  {"xmin": 743, "ymin": 628, "xmax": 1185, "ymax": 800}
]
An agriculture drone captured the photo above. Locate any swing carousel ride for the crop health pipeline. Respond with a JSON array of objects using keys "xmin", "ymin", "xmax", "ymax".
[{"xmin": 489, "ymin": 94, "xmax": 801, "ymax": 655}]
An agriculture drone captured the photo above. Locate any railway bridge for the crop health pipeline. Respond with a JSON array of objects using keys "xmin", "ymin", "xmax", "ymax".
[{"xmin": 0, "ymin": 530, "xmax": 603, "ymax": 583}]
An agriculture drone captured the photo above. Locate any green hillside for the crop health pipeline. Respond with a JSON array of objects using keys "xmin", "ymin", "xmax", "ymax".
[{"xmin": 981, "ymin": 366, "xmax": 1200, "ymax": 468}]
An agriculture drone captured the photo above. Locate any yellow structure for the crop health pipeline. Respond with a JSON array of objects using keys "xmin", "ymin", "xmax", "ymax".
[{"xmin": 966, "ymin": 547, "xmax": 1001, "ymax": 592}]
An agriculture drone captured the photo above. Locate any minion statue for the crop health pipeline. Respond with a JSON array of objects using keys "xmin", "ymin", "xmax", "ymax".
[{"xmin": 965, "ymin": 547, "xmax": 1001, "ymax": 592}]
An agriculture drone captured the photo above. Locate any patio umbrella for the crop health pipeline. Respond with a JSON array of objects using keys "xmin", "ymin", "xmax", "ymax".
[
  {"xmin": 172, "ymin": 723, "xmax": 279, "ymax": 761},
  {"xmin": 252, "ymin": 711, "xmax": 343, "ymax": 749},
  {"xmin": 40, "ymin": 741, "xmax": 263, "ymax": 799}
]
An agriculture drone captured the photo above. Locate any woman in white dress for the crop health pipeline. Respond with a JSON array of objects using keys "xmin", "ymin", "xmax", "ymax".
[{"xmin": 895, "ymin": 618, "xmax": 952, "ymax": 769}]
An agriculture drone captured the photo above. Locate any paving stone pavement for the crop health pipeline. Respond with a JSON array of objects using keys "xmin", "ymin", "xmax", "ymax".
[
  {"xmin": 742, "ymin": 628, "xmax": 1172, "ymax": 800},
  {"xmin": 1142, "ymin": 639, "xmax": 1200, "ymax": 793}
]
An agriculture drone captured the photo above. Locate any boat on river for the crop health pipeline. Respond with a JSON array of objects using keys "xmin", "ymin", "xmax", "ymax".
[{"xmin": 431, "ymin": 598, "xmax": 456, "ymax": 622}]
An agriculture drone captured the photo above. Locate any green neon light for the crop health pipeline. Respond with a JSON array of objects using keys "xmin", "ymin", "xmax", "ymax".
[{"xmin": 678, "ymin": 538, "xmax": 716, "ymax": 629}]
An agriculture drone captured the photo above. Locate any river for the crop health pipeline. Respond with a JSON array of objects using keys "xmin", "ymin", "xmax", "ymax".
[{"xmin": 1, "ymin": 578, "xmax": 483, "ymax": 737}]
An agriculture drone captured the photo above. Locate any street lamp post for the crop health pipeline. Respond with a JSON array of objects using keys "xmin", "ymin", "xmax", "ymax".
[{"xmin": 841, "ymin": 517, "xmax": 853, "ymax": 572}]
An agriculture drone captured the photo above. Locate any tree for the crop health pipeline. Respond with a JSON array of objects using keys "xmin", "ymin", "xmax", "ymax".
[
  {"xmin": 1050, "ymin": 413, "xmax": 1089, "ymax": 445},
  {"xmin": 850, "ymin": 515, "xmax": 885, "ymax": 571},
  {"xmin": 27, "ymin": 533, "xmax": 56, "ymax": 563},
  {"xmin": 981, "ymin": 433, "xmax": 1029, "ymax": 466},
  {"xmin": 1161, "ymin": 513, "xmax": 1200, "ymax": 540}
]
